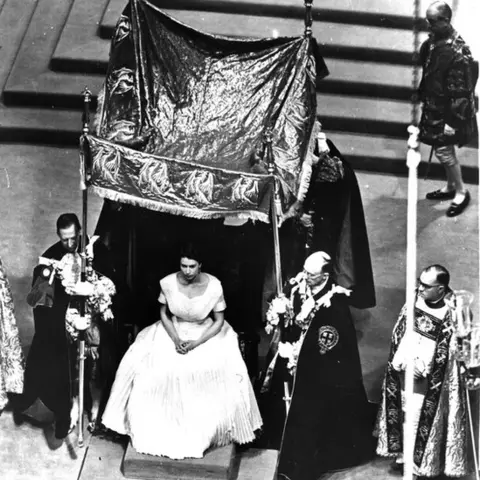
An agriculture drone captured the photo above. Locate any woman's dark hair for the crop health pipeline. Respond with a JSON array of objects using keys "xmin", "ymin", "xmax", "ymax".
[
  {"xmin": 56, "ymin": 213, "xmax": 81, "ymax": 233},
  {"xmin": 179, "ymin": 243, "xmax": 203, "ymax": 264}
]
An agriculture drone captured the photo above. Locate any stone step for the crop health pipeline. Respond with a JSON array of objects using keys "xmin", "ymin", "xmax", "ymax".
[
  {"xmin": 0, "ymin": 0, "xmax": 38, "ymax": 90},
  {"xmin": 50, "ymin": 0, "xmax": 426, "ymax": 83},
  {"xmin": 0, "ymin": 104, "xmax": 475, "ymax": 185},
  {"xmin": 2, "ymin": 0, "xmax": 104, "ymax": 109},
  {"xmin": 50, "ymin": 23, "xmax": 111, "ymax": 75},
  {"xmin": 3, "ymin": 71, "xmax": 103, "ymax": 109},
  {"xmin": 1, "ymin": 0, "xmax": 418, "ymax": 141},
  {"xmin": 317, "ymin": 93, "xmax": 412, "ymax": 137},
  {"xmin": 50, "ymin": 3, "xmax": 418, "ymax": 99},
  {"xmin": 0, "ymin": 105, "xmax": 81, "ymax": 144},
  {"xmin": 1, "ymin": 0, "xmax": 476, "ymax": 184},
  {"xmin": 0, "ymin": 0, "xmax": 98, "ymax": 107},
  {"xmin": 2, "ymin": 0, "xmax": 416, "ymax": 137},
  {"xmin": 2, "ymin": 0, "xmax": 77, "ymax": 104},
  {"xmin": 1, "ymin": 0, "xmax": 422, "ymax": 142},
  {"xmin": 99, "ymin": 7, "xmax": 427, "ymax": 65},
  {"xmin": 49, "ymin": 0, "xmax": 111, "ymax": 74},
  {"xmin": 51, "ymin": 26, "xmax": 417, "ymax": 100},
  {"xmin": 100, "ymin": 0, "xmax": 431, "ymax": 37},
  {"xmin": 4, "ymin": 76, "xmax": 414, "ymax": 138},
  {"xmin": 6, "ymin": 0, "xmax": 420, "ymax": 117},
  {"xmin": 327, "ymin": 130, "xmax": 479, "ymax": 184}
]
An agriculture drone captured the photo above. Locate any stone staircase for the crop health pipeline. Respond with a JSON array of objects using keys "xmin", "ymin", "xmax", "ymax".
[{"xmin": 0, "ymin": 0, "xmax": 477, "ymax": 181}]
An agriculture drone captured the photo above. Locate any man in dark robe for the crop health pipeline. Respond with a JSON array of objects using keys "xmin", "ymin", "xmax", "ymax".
[
  {"xmin": 15, "ymin": 213, "xmax": 117, "ymax": 439},
  {"xmin": 299, "ymin": 136, "xmax": 376, "ymax": 309},
  {"xmin": 261, "ymin": 251, "xmax": 375, "ymax": 479},
  {"xmin": 266, "ymin": 131, "xmax": 375, "ymax": 316}
]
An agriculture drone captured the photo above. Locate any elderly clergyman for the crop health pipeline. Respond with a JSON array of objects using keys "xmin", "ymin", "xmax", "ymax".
[
  {"xmin": 261, "ymin": 251, "xmax": 375, "ymax": 480},
  {"xmin": 419, "ymin": 1, "xmax": 477, "ymax": 217}
]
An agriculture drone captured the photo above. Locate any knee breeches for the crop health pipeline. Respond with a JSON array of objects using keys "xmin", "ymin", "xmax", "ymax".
[{"xmin": 434, "ymin": 144, "xmax": 458, "ymax": 167}]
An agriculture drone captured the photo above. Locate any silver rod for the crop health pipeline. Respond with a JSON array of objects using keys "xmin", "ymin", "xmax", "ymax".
[
  {"xmin": 304, "ymin": 0, "xmax": 313, "ymax": 37},
  {"xmin": 78, "ymin": 86, "xmax": 91, "ymax": 448},
  {"xmin": 403, "ymin": 126, "xmax": 421, "ymax": 480},
  {"xmin": 265, "ymin": 127, "xmax": 283, "ymax": 294}
]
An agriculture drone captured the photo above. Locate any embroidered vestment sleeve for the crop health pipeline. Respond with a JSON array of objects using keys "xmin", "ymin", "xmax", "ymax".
[{"xmin": 445, "ymin": 54, "xmax": 475, "ymax": 129}]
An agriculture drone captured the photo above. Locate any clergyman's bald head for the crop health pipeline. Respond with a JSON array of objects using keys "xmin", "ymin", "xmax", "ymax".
[
  {"xmin": 422, "ymin": 264, "xmax": 450, "ymax": 288},
  {"xmin": 304, "ymin": 251, "xmax": 332, "ymax": 275}
]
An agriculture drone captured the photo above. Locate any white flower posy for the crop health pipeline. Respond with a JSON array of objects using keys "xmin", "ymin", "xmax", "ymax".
[
  {"xmin": 265, "ymin": 280, "xmax": 351, "ymax": 376},
  {"xmin": 265, "ymin": 294, "xmax": 291, "ymax": 334},
  {"xmin": 266, "ymin": 283, "xmax": 351, "ymax": 335},
  {"xmin": 40, "ymin": 251, "xmax": 116, "ymax": 340},
  {"xmin": 278, "ymin": 340, "xmax": 302, "ymax": 376}
]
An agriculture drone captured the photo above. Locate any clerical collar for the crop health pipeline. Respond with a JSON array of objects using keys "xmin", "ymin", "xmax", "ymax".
[{"xmin": 424, "ymin": 295, "xmax": 446, "ymax": 309}]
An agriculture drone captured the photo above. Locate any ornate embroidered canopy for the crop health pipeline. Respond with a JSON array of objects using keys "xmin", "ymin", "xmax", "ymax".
[{"xmin": 88, "ymin": 0, "xmax": 327, "ymax": 222}]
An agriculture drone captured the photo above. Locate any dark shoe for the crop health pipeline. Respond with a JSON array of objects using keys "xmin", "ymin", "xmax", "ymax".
[
  {"xmin": 94, "ymin": 424, "xmax": 128, "ymax": 444},
  {"xmin": 446, "ymin": 191, "xmax": 470, "ymax": 217},
  {"xmin": 44, "ymin": 423, "xmax": 64, "ymax": 450},
  {"xmin": 12, "ymin": 410, "xmax": 25, "ymax": 426},
  {"xmin": 426, "ymin": 189, "xmax": 455, "ymax": 200}
]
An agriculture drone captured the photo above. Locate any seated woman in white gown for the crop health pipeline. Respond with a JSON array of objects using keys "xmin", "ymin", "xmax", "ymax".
[{"xmin": 102, "ymin": 245, "xmax": 262, "ymax": 459}]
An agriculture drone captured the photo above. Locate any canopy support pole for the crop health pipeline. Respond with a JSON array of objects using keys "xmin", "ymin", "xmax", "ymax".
[
  {"xmin": 78, "ymin": 87, "xmax": 91, "ymax": 448},
  {"xmin": 265, "ymin": 127, "xmax": 289, "ymax": 423},
  {"xmin": 265, "ymin": 127, "xmax": 283, "ymax": 295},
  {"xmin": 304, "ymin": 0, "xmax": 313, "ymax": 37}
]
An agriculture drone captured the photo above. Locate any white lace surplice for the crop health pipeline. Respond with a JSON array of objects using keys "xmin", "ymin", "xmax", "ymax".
[
  {"xmin": 376, "ymin": 296, "xmax": 471, "ymax": 477},
  {"xmin": 391, "ymin": 297, "xmax": 448, "ymax": 377},
  {"xmin": 102, "ymin": 273, "xmax": 262, "ymax": 459}
]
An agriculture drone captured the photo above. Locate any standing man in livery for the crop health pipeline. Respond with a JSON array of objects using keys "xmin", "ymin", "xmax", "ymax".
[{"xmin": 420, "ymin": 1, "xmax": 477, "ymax": 217}]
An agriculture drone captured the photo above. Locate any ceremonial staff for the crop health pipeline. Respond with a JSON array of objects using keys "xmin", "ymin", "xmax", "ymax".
[
  {"xmin": 404, "ymin": 126, "xmax": 421, "ymax": 480},
  {"xmin": 303, "ymin": 0, "xmax": 315, "ymax": 259},
  {"xmin": 78, "ymin": 87, "xmax": 92, "ymax": 447},
  {"xmin": 265, "ymin": 127, "xmax": 283, "ymax": 296},
  {"xmin": 304, "ymin": 0, "xmax": 313, "ymax": 38},
  {"xmin": 264, "ymin": 126, "xmax": 292, "ymax": 414}
]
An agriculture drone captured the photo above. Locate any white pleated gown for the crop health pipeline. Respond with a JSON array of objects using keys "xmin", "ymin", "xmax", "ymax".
[{"xmin": 102, "ymin": 273, "xmax": 262, "ymax": 459}]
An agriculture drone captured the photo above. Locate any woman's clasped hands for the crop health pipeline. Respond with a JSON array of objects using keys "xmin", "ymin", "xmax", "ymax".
[{"xmin": 174, "ymin": 339, "xmax": 198, "ymax": 355}]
